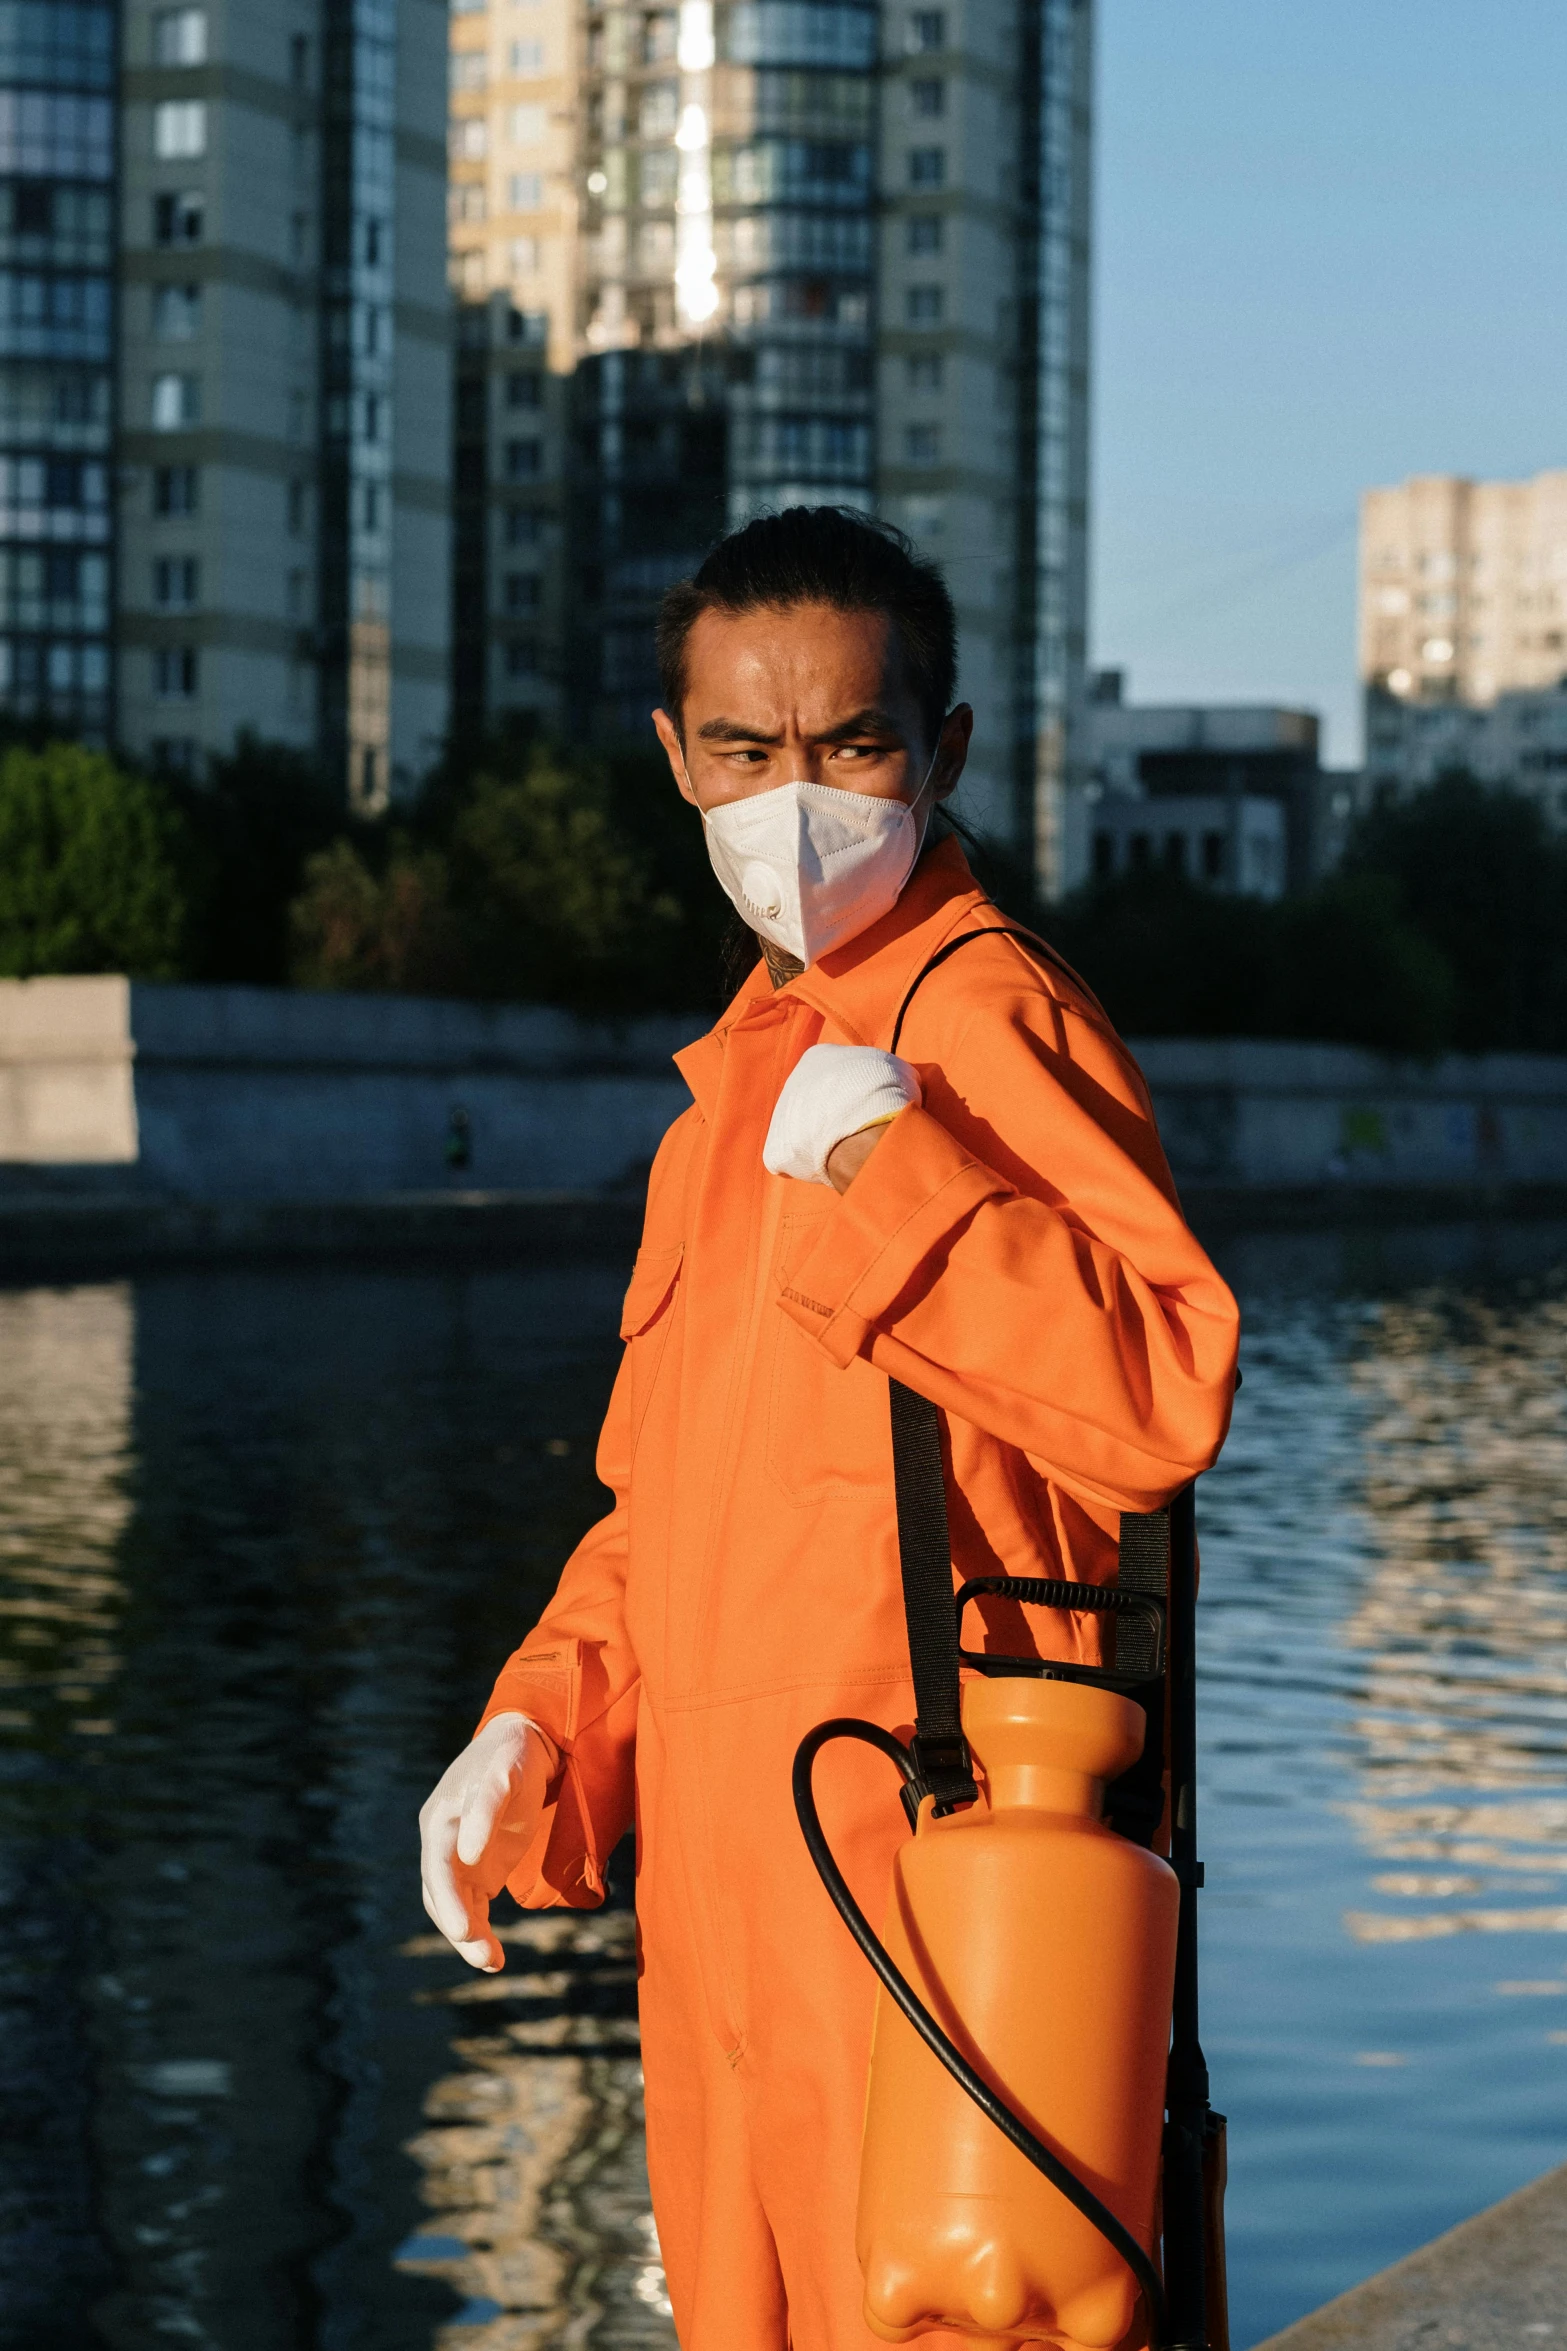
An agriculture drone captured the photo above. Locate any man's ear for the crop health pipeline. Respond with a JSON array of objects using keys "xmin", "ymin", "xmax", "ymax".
[
  {"xmin": 653, "ymin": 708, "xmax": 698, "ymax": 806},
  {"xmin": 932, "ymin": 703, "xmax": 974, "ymax": 802}
]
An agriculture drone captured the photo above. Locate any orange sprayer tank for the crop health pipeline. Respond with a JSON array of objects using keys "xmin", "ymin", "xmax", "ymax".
[{"xmin": 856, "ymin": 1674, "xmax": 1178, "ymax": 2350}]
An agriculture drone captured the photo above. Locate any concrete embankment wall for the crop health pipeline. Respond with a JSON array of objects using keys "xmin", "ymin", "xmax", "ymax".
[{"xmin": 3, "ymin": 975, "xmax": 1567, "ymax": 1215}]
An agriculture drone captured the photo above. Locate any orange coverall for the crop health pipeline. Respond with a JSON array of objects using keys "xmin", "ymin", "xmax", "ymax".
[{"xmin": 479, "ymin": 839, "xmax": 1240, "ymax": 2350}]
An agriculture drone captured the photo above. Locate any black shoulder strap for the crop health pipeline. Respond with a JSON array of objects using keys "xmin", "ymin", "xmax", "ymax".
[
  {"xmin": 888, "ymin": 1377, "xmax": 979, "ymax": 1822},
  {"xmin": 889, "ymin": 915, "xmax": 1110, "ymax": 1055},
  {"xmin": 884, "ymin": 917, "xmax": 1164, "ymax": 1840}
]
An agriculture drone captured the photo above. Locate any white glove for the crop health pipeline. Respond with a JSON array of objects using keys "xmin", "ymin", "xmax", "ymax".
[
  {"xmin": 763, "ymin": 1043, "xmax": 922, "ymax": 1186},
  {"xmin": 418, "ymin": 1711, "xmax": 552, "ymax": 1972}
]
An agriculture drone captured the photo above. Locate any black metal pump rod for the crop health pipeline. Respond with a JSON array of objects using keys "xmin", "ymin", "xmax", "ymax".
[{"xmin": 1162, "ymin": 1482, "xmax": 1213, "ymax": 2351}]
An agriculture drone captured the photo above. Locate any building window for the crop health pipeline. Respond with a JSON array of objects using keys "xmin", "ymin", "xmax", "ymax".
[
  {"xmin": 504, "ymin": 508, "xmax": 540, "ymax": 545},
  {"xmin": 154, "ymin": 463, "xmax": 198, "ymax": 514},
  {"xmin": 363, "ymin": 393, "xmax": 381, "ymax": 441},
  {"xmin": 287, "ymin": 479, "xmax": 307, "ymax": 533},
  {"xmin": 505, "ymin": 640, "xmax": 537, "ymax": 677},
  {"xmin": 153, "ymin": 7, "xmax": 207, "ymax": 66},
  {"xmin": 505, "ymin": 436, "xmax": 542, "ymax": 479},
  {"xmin": 152, "ymin": 284, "xmax": 201, "ymax": 340},
  {"xmin": 450, "ymin": 183, "xmax": 486, "ymax": 223},
  {"xmin": 451, "ymin": 51, "xmax": 486, "ymax": 89},
  {"xmin": 506, "ymin": 369, "xmax": 541, "ymax": 408},
  {"xmin": 1201, "ymin": 831, "xmax": 1225, "ymax": 881},
  {"xmin": 154, "ymin": 645, "xmax": 198, "ymax": 697},
  {"xmin": 153, "ymin": 190, "xmax": 204, "ymax": 246},
  {"xmin": 638, "ymin": 84, "xmax": 677, "ymax": 139},
  {"xmin": 509, "ymin": 236, "xmax": 540, "ymax": 273},
  {"xmin": 1129, "ymin": 832, "xmax": 1151, "ymax": 871},
  {"xmin": 905, "ymin": 285, "xmax": 943, "ymax": 324},
  {"xmin": 510, "ymin": 102, "xmax": 547, "ymax": 144},
  {"xmin": 1092, "ymin": 830, "xmax": 1115, "ymax": 880},
  {"xmin": 910, "ymin": 77, "xmax": 944, "ymax": 117},
  {"xmin": 1163, "ymin": 832, "xmax": 1188, "ymax": 875},
  {"xmin": 508, "ymin": 171, "xmax": 543, "ymax": 209},
  {"xmin": 505, "ymin": 571, "xmax": 541, "ymax": 612},
  {"xmin": 509, "ymin": 38, "xmax": 544, "ymax": 70},
  {"xmin": 154, "ymin": 555, "xmax": 199, "ymax": 607},
  {"xmin": 290, "ymin": 33, "xmax": 309, "ymax": 87},
  {"xmin": 908, "ymin": 147, "xmax": 944, "ymax": 187},
  {"xmin": 151, "ymin": 372, "xmax": 200, "ymax": 428},
  {"xmin": 905, "ymin": 352, "xmax": 942, "ymax": 390},
  {"xmin": 908, "ymin": 9, "xmax": 946, "ymax": 49},
  {"xmin": 451, "ymin": 119, "xmax": 487, "ymax": 159},
  {"xmin": 904, "ymin": 424, "xmax": 940, "ymax": 465},
  {"xmin": 153, "ymin": 100, "xmax": 207, "ymax": 159},
  {"xmin": 906, "ymin": 215, "xmax": 942, "ymax": 255}
]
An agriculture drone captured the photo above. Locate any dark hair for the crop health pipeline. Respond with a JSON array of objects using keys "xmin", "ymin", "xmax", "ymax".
[{"xmin": 656, "ymin": 506, "xmax": 957, "ymax": 745}]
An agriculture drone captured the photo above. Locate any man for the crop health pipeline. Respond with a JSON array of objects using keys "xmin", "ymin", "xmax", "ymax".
[{"xmin": 419, "ymin": 509, "xmax": 1239, "ymax": 2349}]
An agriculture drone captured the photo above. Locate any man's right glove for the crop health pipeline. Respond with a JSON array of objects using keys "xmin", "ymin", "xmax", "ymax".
[
  {"xmin": 418, "ymin": 1711, "xmax": 554, "ymax": 1972},
  {"xmin": 763, "ymin": 1042, "xmax": 922, "ymax": 1187}
]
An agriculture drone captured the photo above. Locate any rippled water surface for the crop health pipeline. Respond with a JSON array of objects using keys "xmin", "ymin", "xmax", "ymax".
[{"xmin": 3, "ymin": 1226, "xmax": 1567, "ymax": 2349}]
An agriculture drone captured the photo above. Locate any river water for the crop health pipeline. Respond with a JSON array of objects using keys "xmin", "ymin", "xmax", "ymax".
[{"xmin": 3, "ymin": 1222, "xmax": 1567, "ymax": 2349}]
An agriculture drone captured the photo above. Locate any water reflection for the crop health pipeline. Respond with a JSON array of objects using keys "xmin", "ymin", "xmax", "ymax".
[
  {"xmin": 5, "ymin": 1234, "xmax": 1567, "ymax": 2347},
  {"xmin": 1196, "ymin": 1227, "xmax": 1567, "ymax": 2344},
  {"xmin": 1340, "ymin": 1290, "xmax": 1567, "ymax": 1944},
  {"xmin": 398, "ymin": 1912, "xmax": 671, "ymax": 2347}
]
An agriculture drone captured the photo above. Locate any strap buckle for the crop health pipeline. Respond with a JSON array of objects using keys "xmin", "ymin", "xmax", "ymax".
[{"xmin": 901, "ymin": 1730, "xmax": 979, "ymax": 1828}]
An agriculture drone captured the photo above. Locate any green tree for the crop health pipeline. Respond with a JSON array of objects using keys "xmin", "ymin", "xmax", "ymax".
[
  {"xmin": 288, "ymin": 741, "xmax": 700, "ymax": 1011},
  {"xmin": 289, "ymin": 836, "xmax": 468, "ymax": 994},
  {"xmin": 174, "ymin": 733, "xmax": 346, "ymax": 985},
  {"xmin": 1343, "ymin": 773, "xmax": 1567, "ymax": 1051},
  {"xmin": 1042, "ymin": 865, "xmax": 1455, "ymax": 1054},
  {"xmin": 0, "ymin": 741, "xmax": 189, "ymax": 977}
]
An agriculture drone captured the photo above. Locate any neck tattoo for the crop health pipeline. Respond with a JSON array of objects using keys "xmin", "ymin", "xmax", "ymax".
[{"xmin": 763, "ymin": 940, "xmax": 804, "ymax": 991}]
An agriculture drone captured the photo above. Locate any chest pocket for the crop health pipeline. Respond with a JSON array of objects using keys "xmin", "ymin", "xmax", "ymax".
[
  {"xmin": 765, "ymin": 1190, "xmax": 888, "ymax": 1501},
  {"xmin": 620, "ymin": 1243, "xmax": 683, "ymax": 1451}
]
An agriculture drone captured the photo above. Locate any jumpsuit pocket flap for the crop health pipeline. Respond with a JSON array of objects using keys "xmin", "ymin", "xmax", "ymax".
[
  {"xmin": 619, "ymin": 1243, "xmax": 684, "ymax": 1339},
  {"xmin": 505, "ymin": 1634, "xmax": 584, "ymax": 1746}
]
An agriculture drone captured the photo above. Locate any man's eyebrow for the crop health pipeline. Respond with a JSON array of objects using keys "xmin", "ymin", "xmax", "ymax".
[
  {"xmin": 695, "ymin": 717, "xmax": 784, "ymax": 743},
  {"xmin": 815, "ymin": 707, "xmax": 905, "ymax": 742}
]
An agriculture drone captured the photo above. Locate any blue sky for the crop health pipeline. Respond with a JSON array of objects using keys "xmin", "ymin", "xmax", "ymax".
[{"xmin": 1091, "ymin": 1, "xmax": 1567, "ymax": 764}]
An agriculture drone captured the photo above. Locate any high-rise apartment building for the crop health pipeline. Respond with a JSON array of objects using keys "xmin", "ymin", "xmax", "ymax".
[
  {"xmin": 878, "ymin": 0, "xmax": 1092, "ymax": 868},
  {"xmin": 0, "ymin": 0, "xmax": 117, "ymax": 743},
  {"xmin": 1360, "ymin": 470, "xmax": 1567, "ymax": 712},
  {"xmin": 448, "ymin": 0, "xmax": 1094, "ymax": 887},
  {"xmin": 115, "ymin": 0, "xmax": 451, "ymax": 804}
]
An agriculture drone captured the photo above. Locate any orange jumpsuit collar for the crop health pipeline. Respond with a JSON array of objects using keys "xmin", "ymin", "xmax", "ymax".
[{"xmin": 674, "ymin": 837, "xmax": 994, "ymax": 1116}]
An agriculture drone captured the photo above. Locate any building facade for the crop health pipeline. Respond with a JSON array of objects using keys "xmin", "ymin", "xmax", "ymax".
[
  {"xmin": 1364, "ymin": 677, "xmax": 1567, "ymax": 828},
  {"xmin": 115, "ymin": 0, "xmax": 450, "ymax": 803},
  {"xmin": 1359, "ymin": 470, "xmax": 1567, "ymax": 715},
  {"xmin": 447, "ymin": 0, "xmax": 1095, "ymax": 886},
  {"xmin": 1081, "ymin": 673, "xmax": 1350, "ymax": 898},
  {"xmin": 0, "ymin": 0, "xmax": 117, "ymax": 744}
]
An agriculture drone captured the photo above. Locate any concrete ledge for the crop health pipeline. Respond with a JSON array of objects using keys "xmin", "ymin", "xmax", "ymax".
[
  {"xmin": 1255, "ymin": 2159, "xmax": 1567, "ymax": 2347},
  {"xmin": 0, "ymin": 1190, "xmax": 646, "ymax": 1283},
  {"xmin": 1185, "ymin": 1179, "xmax": 1567, "ymax": 1234},
  {"xmin": 5, "ymin": 1179, "xmax": 1567, "ymax": 1283}
]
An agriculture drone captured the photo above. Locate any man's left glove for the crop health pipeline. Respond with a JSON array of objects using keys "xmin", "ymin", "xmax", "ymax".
[{"xmin": 763, "ymin": 1042, "xmax": 922, "ymax": 1186}]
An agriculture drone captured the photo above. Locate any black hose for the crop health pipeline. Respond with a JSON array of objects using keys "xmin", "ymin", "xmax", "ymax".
[{"xmin": 793, "ymin": 1717, "xmax": 1166, "ymax": 2350}]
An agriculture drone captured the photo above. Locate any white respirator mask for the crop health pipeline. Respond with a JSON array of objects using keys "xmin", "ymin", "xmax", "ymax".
[{"xmin": 692, "ymin": 748, "xmax": 940, "ymax": 969}]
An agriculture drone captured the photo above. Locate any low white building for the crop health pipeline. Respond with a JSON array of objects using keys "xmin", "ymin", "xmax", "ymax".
[
  {"xmin": 1072, "ymin": 675, "xmax": 1354, "ymax": 897},
  {"xmin": 1085, "ymin": 789, "xmax": 1288, "ymax": 900},
  {"xmin": 1365, "ymin": 680, "xmax": 1567, "ymax": 825}
]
